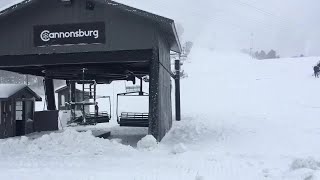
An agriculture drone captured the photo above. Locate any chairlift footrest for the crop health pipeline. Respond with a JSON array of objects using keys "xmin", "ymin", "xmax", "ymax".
[{"xmin": 118, "ymin": 112, "xmax": 149, "ymax": 127}]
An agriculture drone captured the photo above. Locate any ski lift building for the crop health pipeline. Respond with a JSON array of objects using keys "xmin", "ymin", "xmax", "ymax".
[{"xmin": 0, "ymin": 0, "xmax": 182, "ymax": 141}]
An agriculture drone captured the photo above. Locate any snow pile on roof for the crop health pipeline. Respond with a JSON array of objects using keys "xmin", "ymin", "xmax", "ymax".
[
  {"xmin": 0, "ymin": 84, "xmax": 26, "ymax": 98},
  {"xmin": 0, "ymin": 129, "xmax": 135, "ymax": 157},
  {"xmin": 0, "ymin": 0, "xmax": 26, "ymax": 13},
  {"xmin": 0, "ymin": 0, "xmax": 169, "ymax": 18}
]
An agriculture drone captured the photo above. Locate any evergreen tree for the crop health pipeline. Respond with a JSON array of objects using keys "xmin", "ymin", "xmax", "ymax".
[
  {"xmin": 266, "ymin": 49, "xmax": 277, "ymax": 59},
  {"xmin": 254, "ymin": 51, "xmax": 260, "ymax": 59},
  {"xmin": 184, "ymin": 41, "xmax": 193, "ymax": 56},
  {"xmin": 257, "ymin": 50, "xmax": 267, "ymax": 60},
  {"xmin": 260, "ymin": 50, "xmax": 266, "ymax": 58}
]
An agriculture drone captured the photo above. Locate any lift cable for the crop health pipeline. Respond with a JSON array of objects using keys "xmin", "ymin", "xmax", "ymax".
[
  {"xmin": 137, "ymin": 0, "xmax": 298, "ymax": 33},
  {"xmin": 229, "ymin": 0, "xmax": 299, "ymax": 26}
]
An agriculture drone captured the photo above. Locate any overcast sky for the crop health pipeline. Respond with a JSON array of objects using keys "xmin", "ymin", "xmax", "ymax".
[
  {"xmin": 117, "ymin": 0, "xmax": 320, "ymax": 57},
  {"xmin": 1, "ymin": 0, "xmax": 320, "ymax": 57}
]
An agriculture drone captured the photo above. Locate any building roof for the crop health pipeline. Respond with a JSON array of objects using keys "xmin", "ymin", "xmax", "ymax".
[
  {"xmin": 0, "ymin": 0, "xmax": 181, "ymax": 53},
  {"xmin": 0, "ymin": 84, "xmax": 42, "ymax": 101}
]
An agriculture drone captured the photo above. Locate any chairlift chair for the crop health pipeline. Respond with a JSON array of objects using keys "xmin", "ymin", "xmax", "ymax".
[
  {"xmin": 86, "ymin": 95, "xmax": 112, "ymax": 124},
  {"xmin": 116, "ymin": 78, "xmax": 149, "ymax": 127},
  {"xmin": 67, "ymin": 68, "xmax": 112, "ymax": 125},
  {"xmin": 68, "ymin": 92, "xmax": 112, "ymax": 125}
]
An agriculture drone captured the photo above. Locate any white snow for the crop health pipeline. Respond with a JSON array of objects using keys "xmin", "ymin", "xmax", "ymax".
[
  {"xmin": 1, "ymin": 45, "xmax": 320, "ymax": 180},
  {"xmin": 171, "ymin": 143, "xmax": 188, "ymax": 154},
  {"xmin": 0, "ymin": 129, "xmax": 135, "ymax": 156},
  {"xmin": 1, "ymin": 2, "xmax": 320, "ymax": 180},
  {"xmin": 137, "ymin": 135, "xmax": 158, "ymax": 150},
  {"xmin": 0, "ymin": 84, "xmax": 26, "ymax": 98},
  {"xmin": 0, "ymin": 0, "xmax": 29, "ymax": 13},
  {"xmin": 1, "ymin": 47, "xmax": 320, "ymax": 179}
]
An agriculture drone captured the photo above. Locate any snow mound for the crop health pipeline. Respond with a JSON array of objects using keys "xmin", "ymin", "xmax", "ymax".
[
  {"xmin": 161, "ymin": 119, "xmax": 208, "ymax": 145},
  {"xmin": 137, "ymin": 135, "xmax": 158, "ymax": 150},
  {"xmin": 161, "ymin": 117, "xmax": 218, "ymax": 145},
  {"xmin": 283, "ymin": 168, "xmax": 314, "ymax": 180},
  {"xmin": 171, "ymin": 143, "xmax": 187, "ymax": 154},
  {"xmin": 291, "ymin": 157, "xmax": 320, "ymax": 170},
  {"xmin": 0, "ymin": 129, "xmax": 135, "ymax": 156},
  {"xmin": 195, "ymin": 174, "xmax": 205, "ymax": 180}
]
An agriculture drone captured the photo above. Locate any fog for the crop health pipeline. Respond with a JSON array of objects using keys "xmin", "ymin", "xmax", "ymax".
[
  {"xmin": 117, "ymin": 0, "xmax": 320, "ymax": 57},
  {"xmin": 1, "ymin": 0, "xmax": 319, "ymax": 57}
]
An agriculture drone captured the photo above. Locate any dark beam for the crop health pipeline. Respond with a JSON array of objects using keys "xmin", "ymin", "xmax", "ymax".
[
  {"xmin": 148, "ymin": 49, "xmax": 160, "ymax": 140},
  {"xmin": 44, "ymin": 78, "xmax": 56, "ymax": 110},
  {"xmin": 175, "ymin": 60, "xmax": 181, "ymax": 121},
  {"xmin": 68, "ymin": 81, "xmax": 76, "ymax": 120},
  {"xmin": 0, "ymin": 49, "xmax": 153, "ymax": 67}
]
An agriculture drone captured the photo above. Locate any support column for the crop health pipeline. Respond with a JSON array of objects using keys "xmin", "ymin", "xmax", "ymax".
[
  {"xmin": 70, "ymin": 81, "xmax": 76, "ymax": 119},
  {"xmin": 175, "ymin": 60, "xmax": 181, "ymax": 121},
  {"xmin": 139, "ymin": 78, "xmax": 143, "ymax": 95},
  {"xmin": 149, "ymin": 45, "xmax": 173, "ymax": 141},
  {"xmin": 44, "ymin": 78, "xmax": 56, "ymax": 110},
  {"xmin": 149, "ymin": 48, "xmax": 160, "ymax": 140}
]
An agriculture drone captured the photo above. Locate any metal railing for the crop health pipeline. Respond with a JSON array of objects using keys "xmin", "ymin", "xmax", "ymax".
[{"xmin": 120, "ymin": 112, "xmax": 149, "ymax": 119}]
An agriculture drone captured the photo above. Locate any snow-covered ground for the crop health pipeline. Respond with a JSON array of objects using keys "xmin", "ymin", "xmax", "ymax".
[
  {"xmin": 1, "ymin": 45, "xmax": 320, "ymax": 180},
  {"xmin": 1, "ymin": 1, "xmax": 320, "ymax": 179}
]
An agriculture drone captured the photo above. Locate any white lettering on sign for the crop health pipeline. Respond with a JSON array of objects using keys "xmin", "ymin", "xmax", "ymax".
[{"xmin": 40, "ymin": 29, "xmax": 99, "ymax": 42}]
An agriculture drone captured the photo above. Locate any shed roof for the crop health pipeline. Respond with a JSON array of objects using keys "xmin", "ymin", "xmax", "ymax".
[
  {"xmin": 0, "ymin": 0, "xmax": 181, "ymax": 53},
  {"xmin": 0, "ymin": 84, "xmax": 42, "ymax": 101}
]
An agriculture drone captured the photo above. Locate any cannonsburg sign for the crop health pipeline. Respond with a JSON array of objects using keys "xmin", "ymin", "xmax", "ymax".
[{"xmin": 34, "ymin": 22, "xmax": 106, "ymax": 46}]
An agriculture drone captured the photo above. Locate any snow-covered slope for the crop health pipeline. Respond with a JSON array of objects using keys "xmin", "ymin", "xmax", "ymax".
[
  {"xmin": 178, "ymin": 48, "xmax": 320, "ymax": 179},
  {"xmin": 1, "ymin": 45, "xmax": 320, "ymax": 179},
  {"xmin": 2, "ymin": 1, "xmax": 320, "ymax": 179}
]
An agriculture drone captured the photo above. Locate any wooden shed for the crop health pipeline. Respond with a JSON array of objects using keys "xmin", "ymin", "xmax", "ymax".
[
  {"xmin": 55, "ymin": 85, "xmax": 90, "ymax": 113},
  {"xmin": 0, "ymin": 84, "xmax": 42, "ymax": 138}
]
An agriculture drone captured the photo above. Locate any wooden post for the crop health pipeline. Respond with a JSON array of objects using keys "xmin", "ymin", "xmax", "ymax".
[
  {"xmin": 69, "ymin": 81, "xmax": 76, "ymax": 119},
  {"xmin": 44, "ymin": 78, "xmax": 56, "ymax": 110},
  {"xmin": 81, "ymin": 68, "xmax": 86, "ymax": 123},
  {"xmin": 94, "ymin": 83, "xmax": 97, "ymax": 116},
  {"xmin": 139, "ymin": 78, "xmax": 143, "ymax": 95},
  {"xmin": 149, "ymin": 48, "xmax": 160, "ymax": 140},
  {"xmin": 149, "ymin": 45, "xmax": 173, "ymax": 141}
]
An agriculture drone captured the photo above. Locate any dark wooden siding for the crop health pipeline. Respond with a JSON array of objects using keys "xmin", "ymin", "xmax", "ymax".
[
  {"xmin": 57, "ymin": 93, "xmax": 68, "ymax": 111},
  {"xmin": 57, "ymin": 89, "xmax": 89, "ymax": 112},
  {"xmin": 0, "ymin": 101, "xmax": 12, "ymax": 138},
  {"xmin": 149, "ymin": 31, "xmax": 172, "ymax": 141},
  {"xmin": 0, "ymin": 101, "xmax": 5, "ymax": 138},
  {"xmin": 0, "ymin": 100, "xmax": 15, "ymax": 138},
  {"xmin": 0, "ymin": 0, "xmax": 157, "ymax": 56}
]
